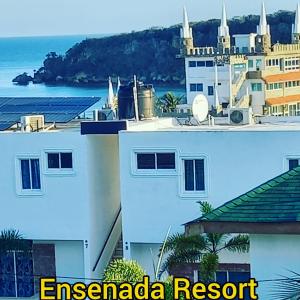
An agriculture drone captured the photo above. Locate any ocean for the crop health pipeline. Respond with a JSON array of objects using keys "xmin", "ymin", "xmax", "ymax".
[{"xmin": 0, "ymin": 35, "xmax": 185, "ymax": 105}]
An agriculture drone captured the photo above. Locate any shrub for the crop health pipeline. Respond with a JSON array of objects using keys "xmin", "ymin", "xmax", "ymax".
[{"xmin": 103, "ymin": 259, "xmax": 146, "ymax": 284}]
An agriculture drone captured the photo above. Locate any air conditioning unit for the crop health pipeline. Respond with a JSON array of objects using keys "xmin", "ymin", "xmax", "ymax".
[
  {"xmin": 21, "ymin": 115, "xmax": 45, "ymax": 132},
  {"xmin": 229, "ymin": 108, "xmax": 253, "ymax": 125}
]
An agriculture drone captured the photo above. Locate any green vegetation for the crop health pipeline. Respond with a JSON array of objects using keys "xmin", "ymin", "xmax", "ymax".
[
  {"xmin": 159, "ymin": 202, "xmax": 249, "ymax": 283},
  {"xmin": 103, "ymin": 259, "xmax": 146, "ymax": 284},
  {"xmin": 273, "ymin": 271, "xmax": 300, "ymax": 299},
  {"xmin": 13, "ymin": 10, "xmax": 296, "ymax": 86},
  {"xmin": 0, "ymin": 229, "xmax": 30, "ymax": 253},
  {"xmin": 157, "ymin": 92, "xmax": 184, "ymax": 112}
]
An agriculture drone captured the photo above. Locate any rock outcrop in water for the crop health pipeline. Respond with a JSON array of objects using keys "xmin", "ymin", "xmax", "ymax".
[
  {"xmin": 13, "ymin": 10, "xmax": 295, "ymax": 86},
  {"xmin": 12, "ymin": 72, "xmax": 33, "ymax": 85}
]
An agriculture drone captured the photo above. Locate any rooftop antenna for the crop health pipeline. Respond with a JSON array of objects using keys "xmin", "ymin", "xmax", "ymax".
[
  {"xmin": 133, "ymin": 75, "xmax": 139, "ymax": 121},
  {"xmin": 214, "ymin": 64, "xmax": 221, "ymax": 111},
  {"xmin": 107, "ymin": 76, "xmax": 114, "ymax": 108}
]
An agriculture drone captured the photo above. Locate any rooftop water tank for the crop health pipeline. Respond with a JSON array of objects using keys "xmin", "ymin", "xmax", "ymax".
[{"xmin": 118, "ymin": 81, "xmax": 155, "ymax": 120}]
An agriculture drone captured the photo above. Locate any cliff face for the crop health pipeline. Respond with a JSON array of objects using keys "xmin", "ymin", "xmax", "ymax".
[{"xmin": 28, "ymin": 10, "xmax": 295, "ymax": 86}]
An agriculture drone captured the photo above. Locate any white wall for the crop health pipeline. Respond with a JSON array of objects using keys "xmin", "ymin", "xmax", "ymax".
[
  {"xmin": 119, "ymin": 129, "xmax": 300, "ymax": 266},
  {"xmin": 0, "ymin": 131, "xmax": 90, "ymax": 241},
  {"xmin": 250, "ymin": 234, "xmax": 300, "ymax": 299},
  {"xmin": 54, "ymin": 240, "xmax": 85, "ymax": 285},
  {"xmin": 0, "ymin": 131, "xmax": 121, "ymax": 283},
  {"xmin": 86, "ymin": 135, "xmax": 121, "ymax": 278},
  {"xmin": 185, "ymin": 58, "xmax": 231, "ymax": 106}
]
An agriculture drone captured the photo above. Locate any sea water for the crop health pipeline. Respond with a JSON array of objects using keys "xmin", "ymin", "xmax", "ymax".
[{"xmin": 0, "ymin": 35, "xmax": 185, "ymax": 107}]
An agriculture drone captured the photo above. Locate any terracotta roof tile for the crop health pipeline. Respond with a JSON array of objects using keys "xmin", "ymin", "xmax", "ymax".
[
  {"xmin": 263, "ymin": 71, "xmax": 300, "ymax": 83},
  {"xmin": 266, "ymin": 94, "xmax": 300, "ymax": 105}
]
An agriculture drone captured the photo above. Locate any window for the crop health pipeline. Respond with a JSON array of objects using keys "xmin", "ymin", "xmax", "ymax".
[
  {"xmin": 183, "ymin": 159, "xmax": 205, "ymax": 192},
  {"xmin": 136, "ymin": 153, "xmax": 175, "ymax": 170},
  {"xmin": 197, "ymin": 61, "xmax": 205, "ymax": 67},
  {"xmin": 196, "ymin": 83, "xmax": 203, "ymax": 91},
  {"xmin": 251, "ymin": 83, "xmax": 262, "ymax": 92},
  {"xmin": 190, "ymin": 83, "xmax": 203, "ymax": 92},
  {"xmin": 289, "ymin": 159, "xmax": 299, "ymax": 171},
  {"xmin": 206, "ymin": 61, "xmax": 214, "ymax": 67},
  {"xmin": 190, "ymin": 84, "xmax": 197, "ymax": 92},
  {"xmin": 189, "ymin": 61, "xmax": 196, "ymax": 67},
  {"xmin": 248, "ymin": 60, "xmax": 254, "ymax": 68},
  {"xmin": 20, "ymin": 159, "xmax": 41, "ymax": 190},
  {"xmin": 47, "ymin": 152, "xmax": 73, "ymax": 169},
  {"xmin": 208, "ymin": 86, "xmax": 214, "ymax": 96}
]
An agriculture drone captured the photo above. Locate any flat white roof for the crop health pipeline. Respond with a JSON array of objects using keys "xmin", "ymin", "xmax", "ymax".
[{"xmin": 125, "ymin": 117, "xmax": 300, "ymax": 133}]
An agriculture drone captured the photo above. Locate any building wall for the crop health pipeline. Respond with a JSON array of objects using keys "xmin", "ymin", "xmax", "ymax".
[
  {"xmin": 185, "ymin": 58, "xmax": 230, "ymax": 106},
  {"xmin": 0, "ymin": 131, "xmax": 90, "ymax": 241},
  {"xmin": 86, "ymin": 134, "xmax": 121, "ymax": 278},
  {"xmin": 250, "ymin": 234, "xmax": 300, "ymax": 299},
  {"xmin": 119, "ymin": 129, "xmax": 300, "ymax": 270},
  {"xmin": 0, "ymin": 131, "xmax": 120, "ymax": 284}
]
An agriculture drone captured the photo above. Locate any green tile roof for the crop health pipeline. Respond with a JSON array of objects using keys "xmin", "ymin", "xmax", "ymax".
[{"xmin": 194, "ymin": 166, "xmax": 300, "ymax": 223}]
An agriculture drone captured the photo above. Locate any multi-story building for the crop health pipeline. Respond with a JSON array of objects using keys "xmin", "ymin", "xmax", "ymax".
[
  {"xmin": 116, "ymin": 117, "xmax": 300, "ymax": 280},
  {"xmin": 0, "ymin": 98, "xmax": 121, "ymax": 298},
  {"xmin": 181, "ymin": 3, "xmax": 300, "ymax": 116}
]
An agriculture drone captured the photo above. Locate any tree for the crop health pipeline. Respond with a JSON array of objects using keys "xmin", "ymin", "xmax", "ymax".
[
  {"xmin": 0, "ymin": 229, "xmax": 30, "ymax": 253},
  {"xmin": 159, "ymin": 202, "xmax": 249, "ymax": 283},
  {"xmin": 157, "ymin": 92, "xmax": 184, "ymax": 113},
  {"xmin": 273, "ymin": 271, "xmax": 300, "ymax": 300}
]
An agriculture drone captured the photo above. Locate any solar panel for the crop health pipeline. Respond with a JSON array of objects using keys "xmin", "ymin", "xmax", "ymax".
[{"xmin": 0, "ymin": 97, "xmax": 101, "ymax": 131}]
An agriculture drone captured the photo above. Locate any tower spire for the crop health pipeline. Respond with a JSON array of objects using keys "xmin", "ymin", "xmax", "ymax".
[
  {"xmin": 217, "ymin": 2, "xmax": 230, "ymax": 53},
  {"xmin": 292, "ymin": 3, "xmax": 300, "ymax": 44},
  {"xmin": 218, "ymin": 2, "xmax": 229, "ymax": 37},
  {"xmin": 257, "ymin": 2, "xmax": 270, "ymax": 35},
  {"xmin": 180, "ymin": 6, "xmax": 193, "ymax": 54},
  {"xmin": 182, "ymin": 6, "xmax": 192, "ymax": 39},
  {"xmin": 294, "ymin": 3, "xmax": 300, "ymax": 34}
]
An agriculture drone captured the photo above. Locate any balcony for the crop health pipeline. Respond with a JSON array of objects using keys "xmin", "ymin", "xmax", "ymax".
[{"xmin": 246, "ymin": 71, "xmax": 262, "ymax": 80}]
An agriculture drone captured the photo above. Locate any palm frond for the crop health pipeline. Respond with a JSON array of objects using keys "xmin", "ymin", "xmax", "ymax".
[
  {"xmin": 159, "ymin": 249, "xmax": 203, "ymax": 276},
  {"xmin": 272, "ymin": 276, "xmax": 300, "ymax": 300},
  {"xmin": 219, "ymin": 234, "xmax": 250, "ymax": 253},
  {"xmin": 200, "ymin": 201, "xmax": 214, "ymax": 215},
  {"xmin": 160, "ymin": 233, "xmax": 206, "ymax": 255},
  {"xmin": 0, "ymin": 229, "xmax": 30, "ymax": 253}
]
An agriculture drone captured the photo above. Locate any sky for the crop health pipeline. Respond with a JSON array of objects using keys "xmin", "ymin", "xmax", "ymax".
[{"xmin": 0, "ymin": 0, "xmax": 300, "ymax": 37}]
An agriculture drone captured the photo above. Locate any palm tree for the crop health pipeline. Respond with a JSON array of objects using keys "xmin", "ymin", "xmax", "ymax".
[
  {"xmin": 157, "ymin": 92, "xmax": 184, "ymax": 113},
  {"xmin": 159, "ymin": 202, "xmax": 249, "ymax": 282},
  {"xmin": 0, "ymin": 229, "xmax": 30, "ymax": 253},
  {"xmin": 273, "ymin": 271, "xmax": 300, "ymax": 300}
]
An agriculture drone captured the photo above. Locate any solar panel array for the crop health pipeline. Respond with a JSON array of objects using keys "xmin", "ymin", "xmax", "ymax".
[{"xmin": 0, "ymin": 97, "xmax": 100, "ymax": 131}]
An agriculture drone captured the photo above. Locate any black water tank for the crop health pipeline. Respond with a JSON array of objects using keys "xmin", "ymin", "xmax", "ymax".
[
  {"xmin": 118, "ymin": 85, "xmax": 135, "ymax": 120},
  {"xmin": 118, "ymin": 82, "xmax": 155, "ymax": 120}
]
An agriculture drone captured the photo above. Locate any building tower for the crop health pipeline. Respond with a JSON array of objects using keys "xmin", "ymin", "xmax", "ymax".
[
  {"xmin": 292, "ymin": 3, "xmax": 300, "ymax": 44},
  {"xmin": 181, "ymin": 6, "xmax": 194, "ymax": 55},
  {"xmin": 256, "ymin": 2, "xmax": 271, "ymax": 53},
  {"xmin": 217, "ymin": 3, "xmax": 231, "ymax": 54}
]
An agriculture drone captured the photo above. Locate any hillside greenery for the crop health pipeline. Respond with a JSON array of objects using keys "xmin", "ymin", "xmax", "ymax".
[{"xmin": 16, "ymin": 10, "xmax": 296, "ymax": 86}]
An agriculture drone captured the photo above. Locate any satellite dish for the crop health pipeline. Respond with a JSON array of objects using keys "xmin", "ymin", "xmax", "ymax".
[{"xmin": 192, "ymin": 94, "xmax": 209, "ymax": 122}]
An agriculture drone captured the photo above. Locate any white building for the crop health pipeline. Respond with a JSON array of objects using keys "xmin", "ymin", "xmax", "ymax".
[
  {"xmin": 182, "ymin": 3, "xmax": 300, "ymax": 116},
  {"xmin": 115, "ymin": 117, "xmax": 300, "ymax": 280},
  {"xmin": 0, "ymin": 97, "xmax": 121, "ymax": 298}
]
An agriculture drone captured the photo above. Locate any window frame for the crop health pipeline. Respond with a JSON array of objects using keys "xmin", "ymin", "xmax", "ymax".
[
  {"xmin": 15, "ymin": 154, "xmax": 43, "ymax": 196},
  {"xmin": 284, "ymin": 155, "xmax": 300, "ymax": 171},
  {"xmin": 43, "ymin": 149, "xmax": 75, "ymax": 176},
  {"xmin": 132, "ymin": 149, "xmax": 178, "ymax": 177},
  {"xmin": 179, "ymin": 154, "xmax": 209, "ymax": 198}
]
